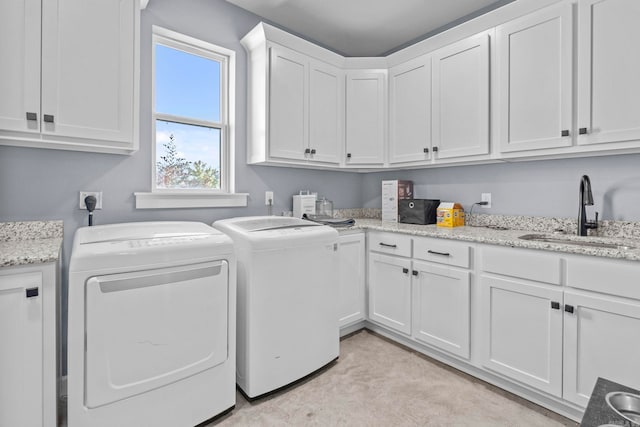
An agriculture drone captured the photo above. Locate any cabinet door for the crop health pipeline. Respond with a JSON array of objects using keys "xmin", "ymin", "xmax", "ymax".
[
  {"xmin": 338, "ymin": 233, "xmax": 365, "ymax": 328},
  {"xmin": 268, "ymin": 44, "xmax": 308, "ymax": 161},
  {"xmin": 389, "ymin": 56, "xmax": 431, "ymax": 164},
  {"xmin": 0, "ymin": 0, "xmax": 41, "ymax": 134},
  {"xmin": 480, "ymin": 275, "xmax": 563, "ymax": 397},
  {"xmin": 0, "ymin": 272, "xmax": 43, "ymax": 427},
  {"xmin": 563, "ymin": 290, "xmax": 640, "ymax": 407},
  {"xmin": 309, "ymin": 60, "xmax": 342, "ymax": 164},
  {"xmin": 368, "ymin": 252, "xmax": 412, "ymax": 335},
  {"xmin": 577, "ymin": 0, "xmax": 640, "ymax": 146},
  {"xmin": 432, "ymin": 33, "xmax": 489, "ymax": 159},
  {"xmin": 345, "ymin": 71, "xmax": 386, "ymax": 165},
  {"xmin": 496, "ymin": 3, "xmax": 573, "ymax": 152},
  {"xmin": 412, "ymin": 261, "xmax": 470, "ymax": 359},
  {"xmin": 41, "ymin": 0, "xmax": 137, "ymax": 147}
]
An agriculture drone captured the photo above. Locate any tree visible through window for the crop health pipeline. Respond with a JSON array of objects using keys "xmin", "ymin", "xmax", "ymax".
[{"xmin": 153, "ymin": 27, "xmax": 232, "ymax": 192}]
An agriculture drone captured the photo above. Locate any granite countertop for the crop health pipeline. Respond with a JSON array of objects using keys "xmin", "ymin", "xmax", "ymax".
[
  {"xmin": 0, "ymin": 221, "xmax": 64, "ymax": 268},
  {"xmin": 344, "ymin": 218, "xmax": 640, "ymax": 262},
  {"xmin": 581, "ymin": 377, "xmax": 640, "ymax": 427}
]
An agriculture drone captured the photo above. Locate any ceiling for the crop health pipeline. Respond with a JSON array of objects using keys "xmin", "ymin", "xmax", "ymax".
[{"xmin": 225, "ymin": 0, "xmax": 514, "ymax": 56}]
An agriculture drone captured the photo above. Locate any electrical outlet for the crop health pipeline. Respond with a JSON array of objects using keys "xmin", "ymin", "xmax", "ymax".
[
  {"xmin": 265, "ymin": 191, "xmax": 274, "ymax": 206},
  {"xmin": 481, "ymin": 193, "xmax": 491, "ymax": 208},
  {"xmin": 79, "ymin": 191, "xmax": 103, "ymax": 209}
]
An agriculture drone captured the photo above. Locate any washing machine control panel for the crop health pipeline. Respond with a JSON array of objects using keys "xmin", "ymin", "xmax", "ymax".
[{"xmin": 126, "ymin": 235, "xmax": 213, "ymax": 248}]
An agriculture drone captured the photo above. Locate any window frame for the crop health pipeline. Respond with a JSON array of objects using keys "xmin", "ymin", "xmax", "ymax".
[{"xmin": 135, "ymin": 26, "xmax": 247, "ymax": 209}]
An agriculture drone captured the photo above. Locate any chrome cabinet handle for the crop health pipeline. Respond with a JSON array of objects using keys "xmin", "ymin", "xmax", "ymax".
[
  {"xmin": 43, "ymin": 114, "xmax": 55, "ymax": 123},
  {"xmin": 564, "ymin": 305, "xmax": 574, "ymax": 314},
  {"xmin": 26, "ymin": 112, "xmax": 38, "ymax": 121},
  {"xmin": 310, "ymin": 148, "xmax": 316, "ymax": 155},
  {"xmin": 427, "ymin": 250, "xmax": 450, "ymax": 256},
  {"xmin": 551, "ymin": 301, "xmax": 560, "ymax": 310},
  {"xmin": 579, "ymin": 127, "xmax": 588, "ymax": 135},
  {"xmin": 402, "ymin": 267, "xmax": 409, "ymax": 274},
  {"xmin": 304, "ymin": 148, "xmax": 311, "ymax": 154},
  {"xmin": 423, "ymin": 147, "xmax": 429, "ymax": 153},
  {"xmin": 561, "ymin": 129, "xmax": 570, "ymax": 137}
]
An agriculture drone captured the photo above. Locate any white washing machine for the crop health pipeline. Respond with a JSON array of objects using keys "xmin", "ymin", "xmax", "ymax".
[
  {"xmin": 67, "ymin": 221, "xmax": 236, "ymax": 427},
  {"xmin": 213, "ymin": 216, "xmax": 339, "ymax": 398}
]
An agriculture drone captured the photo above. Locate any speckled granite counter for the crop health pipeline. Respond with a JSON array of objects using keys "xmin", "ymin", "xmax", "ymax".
[
  {"xmin": 581, "ymin": 377, "xmax": 639, "ymax": 427},
  {"xmin": 344, "ymin": 218, "xmax": 640, "ymax": 262},
  {"xmin": 0, "ymin": 221, "xmax": 64, "ymax": 267}
]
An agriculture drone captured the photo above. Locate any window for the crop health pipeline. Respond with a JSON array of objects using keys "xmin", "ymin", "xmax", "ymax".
[{"xmin": 135, "ymin": 26, "xmax": 247, "ymax": 209}]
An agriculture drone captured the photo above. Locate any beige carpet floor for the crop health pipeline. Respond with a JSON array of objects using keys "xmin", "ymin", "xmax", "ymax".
[{"xmin": 209, "ymin": 330, "xmax": 578, "ymax": 426}]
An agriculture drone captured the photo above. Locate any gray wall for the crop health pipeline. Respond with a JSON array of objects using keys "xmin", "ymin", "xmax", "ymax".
[
  {"xmin": 0, "ymin": 0, "xmax": 363, "ymax": 373},
  {"xmin": 363, "ymin": 154, "xmax": 640, "ymax": 221}
]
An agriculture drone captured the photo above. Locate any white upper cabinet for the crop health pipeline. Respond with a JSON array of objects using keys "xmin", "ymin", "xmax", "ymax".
[
  {"xmin": 0, "ymin": 0, "xmax": 41, "ymax": 135},
  {"xmin": 432, "ymin": 33, "xmax": 490, "ymax": 159},
  {"xmin": 269, "ymin": 46, "xmax": 343, "ymax": 165},
  {"xmin": 268, "ymin": 45, "xmax": 308, "ymax": 161},
  {"xmin": 243, "ymin": 29, "xmax": 343, "ymax": 167},
  {"xmin": 242, "ymin": 0, "xmax": 640, "ymax": 172},
  {"xmin": 308, "ymin": 60, "xmax": 343, "ymax": 164},
  {"xmin": 496, "ymin": 2, "xmax": 573, "ymax": 153},
  {"xmin": 388, "ymin": 55, "xmax": 431, "ymax": 165},
  {"xmin": 577, "ymin": 0, "xmax": 640, "ymax": 146},
  {"xmin": 345, "ymin": 70, "xmax": 387, "ymax": 166},
  {"xmin": 0, "ymin": 0, "xmax": 139, "ymax": 154}
]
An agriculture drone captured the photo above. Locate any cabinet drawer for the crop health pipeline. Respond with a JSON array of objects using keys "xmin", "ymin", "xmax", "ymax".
[
  {"xmin": 368, "ymin": 232, "xmax": 412, "ymax": 257},
  {"xmin": 567, "ymin": 255, "xmax": 640, "ymax": 301},
  {"xmin": 413, "ymin": 237, "xmax": 471, "ymax": 268},
  {"xmin": 481, "ymin": 245, "xmax": 562, "ymax": 285}
]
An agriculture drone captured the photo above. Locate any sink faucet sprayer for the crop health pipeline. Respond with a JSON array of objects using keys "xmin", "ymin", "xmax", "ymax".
[{"xmin": 578, "ymin": 175, "xmax": 598, "ymax": 236}]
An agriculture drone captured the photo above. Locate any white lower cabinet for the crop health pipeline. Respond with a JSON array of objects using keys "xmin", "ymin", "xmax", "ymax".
[
  {"xmin": 0, "ymin": 263, "xmax": 57, "ymax": 427},
  {"xmin": 563, "ymin": 289, "xmax": 640, "ymax": 407},
  {"xmin": 363, "ymin": 231, "xmax": 640, "ymax": 419},
  {"xmin": 412, "ymin": 261, "xmax": 470, "ymax": 359},
  {"xmin": 480, "ymin": 275, "xmax": 563, "ymax": 397},
  {"xmin": 338, "ymin": 233, "xmax": 366, "ymax": 329},
  {"xmin": 368, "ymin": 252, "xmax": 412, "ymax": 335}
]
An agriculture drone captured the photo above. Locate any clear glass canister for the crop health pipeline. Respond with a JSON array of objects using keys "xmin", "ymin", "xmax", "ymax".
[{"xmin": 315, "ymin": 197, "xmax": 333, "ymax": 218}]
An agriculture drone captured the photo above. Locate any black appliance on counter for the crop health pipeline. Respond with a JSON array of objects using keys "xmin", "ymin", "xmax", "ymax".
[{"xmin": 398, "ymin": 199, "xmax": 440, "ymax": 225}]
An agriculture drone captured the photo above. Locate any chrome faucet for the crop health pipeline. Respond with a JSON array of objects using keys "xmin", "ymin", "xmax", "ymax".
[{"xmin": 578, "ymin": 175, "xmax": 598, "ymax": 236}]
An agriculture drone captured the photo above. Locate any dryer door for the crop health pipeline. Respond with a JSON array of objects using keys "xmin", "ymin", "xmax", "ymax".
[{"xmin": 84, "ymin": 261, "xmax": 228, "ymax": 408}]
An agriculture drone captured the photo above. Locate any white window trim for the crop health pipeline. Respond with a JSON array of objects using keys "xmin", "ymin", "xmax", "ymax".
[{"xmin": 135, "ymin": 26, "xmax": 248, "ymax": 209}]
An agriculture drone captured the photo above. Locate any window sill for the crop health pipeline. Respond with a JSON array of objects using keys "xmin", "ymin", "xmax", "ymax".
[{"xmin": 134, "ymin": 192, "xmax": 249, "ymax": 209}]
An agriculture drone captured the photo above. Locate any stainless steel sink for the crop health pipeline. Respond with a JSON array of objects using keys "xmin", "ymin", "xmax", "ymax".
[
  {"xmin": 606, "ymin": 391, "xmax": 640, "ymax": 425},
  {"xmin": 518, "ymin": 234, "xmax": 635, "ymax": 250}
]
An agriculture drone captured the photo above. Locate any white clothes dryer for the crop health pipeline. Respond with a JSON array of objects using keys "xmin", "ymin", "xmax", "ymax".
[
  {"xmin": 67, "ymin": 221, "xmax": 236, "ymax": 427},
  {"xmin": 213, "ymin": 216, "xmax": 339, "ymax": 399}
]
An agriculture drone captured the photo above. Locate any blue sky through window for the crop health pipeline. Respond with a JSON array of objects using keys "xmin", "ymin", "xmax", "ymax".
[
  {"xmin": 155, "ymin": 44, "xmax": 221, "ymax": 122},
  {"xmin": 155, "ymin": 42, "xmax": 223, "ymax": 188}
]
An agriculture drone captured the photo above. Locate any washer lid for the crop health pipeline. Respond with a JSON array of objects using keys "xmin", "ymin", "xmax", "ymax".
[
  {"xmin": 214, "ymin": 216, "xmax": 321, "ymax": 232},
  {"xmin": 213, "ymin": 216, "xmax": 337, "ymax": 249}
]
